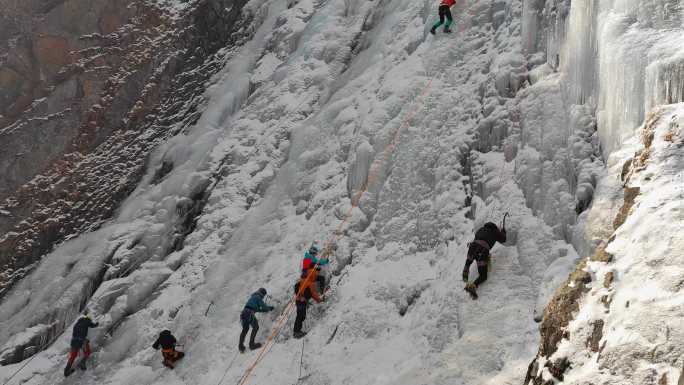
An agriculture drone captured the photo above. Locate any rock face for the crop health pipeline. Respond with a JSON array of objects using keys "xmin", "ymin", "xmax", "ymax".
[
  {"xmin": 523, "ymin": 178, "xmax": 635, "ymax": 384},
  {"xmin": 523, "ymin": 107, "xmax": 684, "ymax": 385},
  {"xmin": 0, "ymin": 0, "xmax": 253, "ymax": 297}
]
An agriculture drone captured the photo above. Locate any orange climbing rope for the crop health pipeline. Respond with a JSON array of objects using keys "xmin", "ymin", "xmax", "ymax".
[
  {"xmin": 233, "ymin": 78, "xmax": 434, "ymax": 385},
  {"xmin": 323, "ymin": 78, "xmax": 435, "ymax": 251}
]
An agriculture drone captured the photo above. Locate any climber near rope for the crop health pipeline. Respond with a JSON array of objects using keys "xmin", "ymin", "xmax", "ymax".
[
  {"xmin": 430, "ymin": 0, "xmax": 456, "ymax": 35},
  {"xmin": 152, "ymin": 330, "xmax": 185, "ymax": 369},
  {"xmin": 64, "ymin": 312, "xmax": 98, "ymax": 376},
  {"xmin": 239, "ymin": 288, "xmax": 275, "ymax": 352},
  {"xmin": 463, "ymin": 213, "xmax": 508, "ymax": 299},
  {"xmin": 293, "ymin": 269, "xmax": 323, "ymax": 339}
]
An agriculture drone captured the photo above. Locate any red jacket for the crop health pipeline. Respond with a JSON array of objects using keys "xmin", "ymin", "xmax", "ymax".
[{"xmin": 441, "ymin": 0, "xmax": 456, "ymax": 6}]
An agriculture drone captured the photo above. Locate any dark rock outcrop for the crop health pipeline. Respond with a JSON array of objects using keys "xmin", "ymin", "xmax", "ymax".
[
  {"xmin": 0, "ymin": 0, "xmax": 253, "ymax": 297},
  {"xmin": 524, "ymin": 126, "xmax": 651, "ymax": 384}
]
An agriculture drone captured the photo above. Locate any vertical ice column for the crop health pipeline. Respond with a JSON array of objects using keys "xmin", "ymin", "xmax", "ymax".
[
  {"xmin": 543, "ymin": 0, "xmax": 571, "ymax": 70},
  {"xmin": 593, "ymin": 0, "xmax": 684, "ymax": 157},
  {"xmin": 522, "ymin": 0, "xmax": 544, "ymax": 55},
  {"xmin": 560, "ymin": 0, "xmax": 598, "ymax": 106},
  {"xmin": 347, "ymin": 140, "xmax": 374, "ymax": 205},
  {"xmin": 645, "ymin": 49, "xmax": 684, "ymax": 114}
]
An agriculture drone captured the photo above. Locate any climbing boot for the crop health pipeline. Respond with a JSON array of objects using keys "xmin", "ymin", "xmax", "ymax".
[
  {"xmin": 444, "ymin": 28, "xmax": 452, "ymax": 33},
  {"xmin": 430, "ymin": 27, "xmax": 436, "ymax": 35},
  {"xmin": 249, "ymin": 343, "xmax": 262, "ymax": 351},
  {"xmin": 293, "ymin": 331, "xmax": 307, "ymax": 339},
  {"xmin": 78, "ymin": 359, "xmax": 87, "ymax": 371},
  {"xmin": 464, "ymin": 283, "xmax": 478, "ymax": 300},
  {"xmin": 238, "ymin": 344, "xmax": 246, "ymax": 353}
]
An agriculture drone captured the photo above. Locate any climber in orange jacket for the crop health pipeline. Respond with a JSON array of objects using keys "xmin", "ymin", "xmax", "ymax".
[
  {"xmin": 293, "ymin": 269, "xmax": 323, "ymax": 339},
  {"xmin": 430, "ymin": 0, "xmax": 456, "ymax": 35},
  {"xmin": 152, "ymin": 330, "xmax": 185, "ymax": 369}
]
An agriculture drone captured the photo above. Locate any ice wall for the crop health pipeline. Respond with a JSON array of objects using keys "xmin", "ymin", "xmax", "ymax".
[
  {"xmin": 522, "ymin": 0, "xmax": 684, "ymax": 383},
  {"xmin": 1, "ymin": 0, "xmax": 682, "ymax": 384},
  {"xmin": 528, "ymin": 0, "xmax": 684, "ymax": 157},
  {"xmin": 519, "ymin": 0, "xmax": 684, "ymax": 250}
]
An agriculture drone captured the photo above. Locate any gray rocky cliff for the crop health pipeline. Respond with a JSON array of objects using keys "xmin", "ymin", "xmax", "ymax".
[{"xmin": 0, "ymin": 0, "xmax": 251, "ymax": 297}]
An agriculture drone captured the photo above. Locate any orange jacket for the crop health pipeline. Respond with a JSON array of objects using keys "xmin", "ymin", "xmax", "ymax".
[{"xmin": 294, "ymin": 272, "xmax": 321, "ymax": 303}]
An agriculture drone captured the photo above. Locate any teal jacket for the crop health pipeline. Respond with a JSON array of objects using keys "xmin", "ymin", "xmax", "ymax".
[
  {"xmin": 302, "ymin": 251, "xmax": 329, "ymax": 269},
  {"xmin": 244, "ymin": 292, "xmax": 274, "ymax": 312}
]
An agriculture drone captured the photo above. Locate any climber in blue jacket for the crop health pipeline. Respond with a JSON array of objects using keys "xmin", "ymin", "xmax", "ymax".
[{"xmin": 239, "ymin": 288, "xmax": 275, "ymax": 352}]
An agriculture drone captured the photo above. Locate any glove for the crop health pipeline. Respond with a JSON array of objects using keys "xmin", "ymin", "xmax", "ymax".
[
  {"xmin": 268, "ymin": 306, "xmax": 275, "ymax": 312},
  {"xmin": 462, "ymin": 270, "xmax": 469, "ymax": 282}
]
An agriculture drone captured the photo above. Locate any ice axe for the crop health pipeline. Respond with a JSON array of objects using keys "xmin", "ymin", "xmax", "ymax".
[{"xmin": 501, "ymin": 212, "xmax": 509, "ymax": 230}]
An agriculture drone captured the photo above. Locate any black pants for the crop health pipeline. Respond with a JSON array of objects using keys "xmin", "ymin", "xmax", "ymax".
[
  {"xmin": 316, "ymin": 275, "xmax": 326, "ymax": 293},
  {"xmin": 294, "ymin": 302, "xmax": 307, "ymax": 333},
  {"xmin": 239, "ymin": 309, "xmax": 259, "ymax": 347},
  {"xmin": 464, "ymin": 242, "xmax": 489, "ymax": 287},
  {"xmin": 474, "ymin": 264, "xmax": 487, "ymax": 286}
]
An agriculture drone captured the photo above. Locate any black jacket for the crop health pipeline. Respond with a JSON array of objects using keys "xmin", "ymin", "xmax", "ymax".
[
  {"xmin": 72, "ymin": 317, "xmax": 98, "ymax": 339},
  {"xmin": 153, "ymin": 330, "xmax": 177, "ymax": 350},
  {"xmin": 474, "ymin": 222, "xmax": 507, "ymax": 248}
]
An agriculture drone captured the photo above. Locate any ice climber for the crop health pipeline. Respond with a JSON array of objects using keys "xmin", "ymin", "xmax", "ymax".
[
  {"xmin": 293, "ymin": 269, "xmax": 323, "ymax": 339},
  {"xmin": 462, "ymin": 221, "xmax": 507, "ymax": 299},
  {"xmin": 64, "ymin": 313, "xmax": 98, "ymax": 376},
  {"xmin": 302, "ymin": 245, "xmax": 328, "ymax": 292},
  {"xmin": 152, "ymin": 330, "xmax": 185, "ymax": 369},
  {"xmin": 430, "ymin": 0, "xmax": 456, "ymax": 35},
  {"xmin": 239, "ymin": 288, "xmax": 275, "ymax": 352}
]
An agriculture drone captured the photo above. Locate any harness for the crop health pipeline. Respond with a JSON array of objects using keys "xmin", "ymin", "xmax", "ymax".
[{"xmin": 472, "ymin": 239, "xmax": 490, "ymax": 251}]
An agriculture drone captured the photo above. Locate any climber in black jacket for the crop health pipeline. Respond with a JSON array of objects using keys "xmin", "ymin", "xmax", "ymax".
[
  {"xmin": 64, "ymin": 313, "xmax": 98, "ymax": 376},
  {"xmin": 463, "ymin": 221, "xmax": 507, "ymax": 299},
  {"xmin": 152, "ymin": 330, "xmax": 185, "ymax": 369}
]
